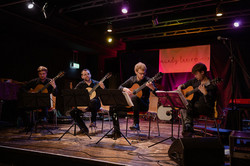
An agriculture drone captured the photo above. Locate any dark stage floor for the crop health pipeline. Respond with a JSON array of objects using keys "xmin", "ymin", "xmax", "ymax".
[{"xmin": 0, "ymin": 118, "xmax": 229, "ymax": 166}]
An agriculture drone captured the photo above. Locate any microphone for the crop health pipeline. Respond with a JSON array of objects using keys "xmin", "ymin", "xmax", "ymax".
[{"xmin": 217, "ymin": 36, "xmax": 229, "ymax": 40}]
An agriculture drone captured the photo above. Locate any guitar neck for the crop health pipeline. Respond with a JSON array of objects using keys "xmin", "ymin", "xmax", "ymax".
[
  {"xmin": 185, "ymin": 88, "xmax": 198, "ymax": 97},
  {"xmin": 89, "ymin": 75, "xmax": 109, "ymax": 95},
  {"xmin": 37, "ymin": 75, "xmax": 60, "ymax": 93},
  {"xmin": 185, "ymin": 79, "xmax": 219, "ymax": 97},
  {"xmin": 133, "ymin": 77, "xmax": 155, "ymax": 95},
  {"xmin": 132, "ymin": 72, "xmax": 162, "ymax": 95},
  {"xmin": 133, "ymin": 83, "xmax": 147, "ymax": 94}
]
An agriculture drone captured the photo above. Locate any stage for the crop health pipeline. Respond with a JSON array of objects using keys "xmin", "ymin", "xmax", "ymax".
[{"xmin": 0, "ymin": 118, "xmax": 180, "ymax": 166}]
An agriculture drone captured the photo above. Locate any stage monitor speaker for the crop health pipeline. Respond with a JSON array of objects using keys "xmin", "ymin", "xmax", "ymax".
[{"xmin": 168, "ymin": 137, "xmax": 224, "ymax": 166}]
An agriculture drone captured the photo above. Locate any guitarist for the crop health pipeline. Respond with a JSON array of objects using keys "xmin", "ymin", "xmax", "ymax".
[
  {"xmin": 177, "ymin": 63, "xmax": 217, "ymax": 137},
  {"xmin": 22, "ymin": 66, "xmax": 57, "ymax": 125},
  {"xmin": 74, "ymin": 69, "xmax": 105, "ymax": 128},
  {"xmin": 108, "ymin": 62, "xmax": 157, "ymax": 139}
]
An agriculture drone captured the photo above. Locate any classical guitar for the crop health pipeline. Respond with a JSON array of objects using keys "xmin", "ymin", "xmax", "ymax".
[
  {"xmin": 86, "ymin": 72, "xmax": 112, "ymax": 100},
  {"xmin": 181, "ymin": 77, "xmax": 222, "ymax": 100},
  {"xmin": 29, "ymin": 71, "xmax": 65, "ymax": 93},
  {"xmin": 129, "ymin": 72, "xmax": 163, "ymax": 98}
]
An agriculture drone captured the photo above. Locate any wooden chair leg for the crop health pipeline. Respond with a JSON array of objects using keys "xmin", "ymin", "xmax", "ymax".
[
  {"xmin": 156, "ymin": 116, "xmax": 160, "ymax": 136},
  {"xmin": 204, "ymin": 117, "xmax": 208, "ymax": 137},
  {"xmin": 148, "ymin": 114, "xmax": 151, "ymax": 139},
  {"xmin": 126, "ymin": 116, "xmax": 128, "ymax": 136},
  {"xmin": 214, "ymin": 119, "xmax": 221, "ymax": 139},
  {"xmin": 178, "ymin": 118, "xmax": 181, "ymax": 138},
  {"xmin": 101, "ymin": 115, "xmax": 104, "ymax": 132}
]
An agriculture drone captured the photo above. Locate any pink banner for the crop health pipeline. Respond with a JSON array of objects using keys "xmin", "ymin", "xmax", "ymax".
[{"xmin": 159, "ymin": 45, "xmax": 210, "ymax": 73}]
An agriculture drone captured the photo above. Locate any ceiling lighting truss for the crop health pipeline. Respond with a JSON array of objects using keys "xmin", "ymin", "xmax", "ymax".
[
  {"xmin": 84, "ymin": 0, "xmax": 237, "ymax": 25},
  {"xmin": 62, "ymin": 0, "xmax": 123, "ymax": 13},
  {"xmin": 115, "ymin": 9, "xmax": 250, "ymax": 34},
  {"xmin": 123, "ymin": 23, "xmax": 250, "ymax": 41}
]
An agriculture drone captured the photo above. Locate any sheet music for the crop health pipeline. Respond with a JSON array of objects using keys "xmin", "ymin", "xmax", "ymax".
[
  {"xmin": 122, "ymin": 92, "xmax": 134, "ymax": 107},
  {"xmin": 167, "ymin": 90, "xmax": 189, "ymax": 106},
  {"xmin": 156, "ymin": 90, "xmax": 188, "ymax": 109}
]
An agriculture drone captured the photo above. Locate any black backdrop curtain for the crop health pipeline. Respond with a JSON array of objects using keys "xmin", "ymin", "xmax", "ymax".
[{"xmin": 118, "ymin": 41, "xmax": 250, "ymax": 116}]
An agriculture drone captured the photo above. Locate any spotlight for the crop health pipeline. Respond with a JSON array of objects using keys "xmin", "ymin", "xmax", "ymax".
[
  {"xmin": 233, "ymin": 21, "xmax": 240, "ymax": 27},
  {"xmin": 107, "ymin": 37, "xmax": 113, "ymax": 43},
  {"xmin": 121, "ymin": 1, "xmax": 129, "ymax": 14},
  {"xmin": 107, "ymin": 22, "xmax": 112, "ymax": 33},
  {"xmin": 27, "ymin": 0, "xmax": 34, "ymax": 9},
  {"xmin": 216, "ymin": 3, "xmax": 223, "ymax": 17}
]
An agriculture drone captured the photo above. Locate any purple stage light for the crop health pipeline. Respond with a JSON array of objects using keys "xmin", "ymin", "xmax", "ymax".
[
  {"xmin": 233, "ymin": 21, "xmax": 240, "ymax": 27},
  {"xmin": 121, "ymin": 7, "xmax": 128, "ymax": 14}
]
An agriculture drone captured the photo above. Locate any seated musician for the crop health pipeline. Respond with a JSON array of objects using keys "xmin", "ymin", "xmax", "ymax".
[
  {"xmin": 22, "ymin": 66, "xmax": 57, "ymax": 122},
  {"xmin": 108, "ymin": 62, "xmax": 157, "ymax": 139},
  {"xmin": 74, "ymin": 69, "xmax": 105, "ymax": 128},
  {"xmin": 177, "ymin": 63, "xmax": 217, "ymax": 137}
]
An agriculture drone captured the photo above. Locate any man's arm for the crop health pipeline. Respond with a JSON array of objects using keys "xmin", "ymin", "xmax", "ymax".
[{"xmin": 118, "ymin": 76, "xmax": 134, "ymax": 95}]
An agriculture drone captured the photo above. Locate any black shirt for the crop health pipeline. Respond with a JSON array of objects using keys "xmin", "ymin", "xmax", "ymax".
[
  {"xmin": 23, "ymin": 78, "xmax": 57, "ymax": 96},
  {"xmin": 75, "ymin": 79, "xmax": 101, "ymax": 99},
  {"xmin": 183, "ymin": 78, "xmax": 217, "ymax": 116},
  {"xmin": 119, "ymin": 76, "xmax": 156, "ymax": 105},
  {"xmin": 75, "ymin": 79, "xmax": 100, "ymax": 90}
]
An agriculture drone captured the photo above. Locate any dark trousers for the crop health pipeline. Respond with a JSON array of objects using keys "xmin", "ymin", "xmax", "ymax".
[
  {"xmin": 109, "ymin": 95, "xmax": 148, "ymax": 133},
  {"xmin": 86, "ymin": 98, "xmax": 101, "ymax": 122}
]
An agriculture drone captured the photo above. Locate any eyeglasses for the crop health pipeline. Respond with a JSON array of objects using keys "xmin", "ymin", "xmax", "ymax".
[{"xmin": 137, "ymin": 72, "xmax": 146, "ymax": 75}]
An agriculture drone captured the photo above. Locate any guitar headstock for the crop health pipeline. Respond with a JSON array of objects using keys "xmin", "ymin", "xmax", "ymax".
[
  {"xmin": 153, "ymin": 72, "xmax": 163, "ymax": 81},
  {"xmin": 211, "ymin": 77, "xmax": 223, "ymax": 85},
  {"xmin": 57, "ymin": 71, "xmax": 65, "ymax": 78},
  {"xmin": 105, "ymin": 72, "xmax": 112, "ymax": 79}
]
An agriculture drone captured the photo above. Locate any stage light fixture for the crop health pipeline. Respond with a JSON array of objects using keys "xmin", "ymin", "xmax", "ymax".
[
  {"xmin": 216, "ymin": 2, "xmax": 223, "ymax": 17},
  {"xmin": 107, "ymin": 37, "xmax": 113, "ymax": 43},
  {"xmin": 233, "ymin": 21, "xmax": 240, "ymax": 27},
  {"xmin": 107, "ymin": 22, "xmax": 112, "ymax": 33},
  {"xmin": 27, "ymin": 0, "xmax": 34, "ymax": 9},
  {"xmin": 121, "ymin": 1, "xmax": 129, "ymax": 14}
]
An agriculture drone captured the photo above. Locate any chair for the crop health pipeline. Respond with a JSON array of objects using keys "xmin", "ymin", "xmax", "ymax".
[
  {"xmin": 30, "ymin": 94, "xmax": 57, "ymax": 128},
  {"xmin": 178, "ymin": 101, "xmax": 221, "ymax": 139},
  {"xmin": 193, "ymin": 101, "xmax": 221, "ymax": 139},
  {"xmin": 125, "ymin": 92, "xmax": 160, "ymax": 139}
]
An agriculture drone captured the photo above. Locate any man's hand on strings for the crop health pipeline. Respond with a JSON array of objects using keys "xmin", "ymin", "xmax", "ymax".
[
  {"xmin": 49, "ymin": 79, "xmax": 56, "ymax": 89},
  {"xmin": 99, "ymin": 81, "xmax": 105, "ymax": 89},
  {"xmin": 146, "ymin": 82, "xmax": 155, "ymax": 91}
]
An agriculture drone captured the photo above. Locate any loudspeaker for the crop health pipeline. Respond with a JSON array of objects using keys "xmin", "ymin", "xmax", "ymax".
[{"xmin": 168, "ymin": 138, "xmax": 224, "ymax": 166}]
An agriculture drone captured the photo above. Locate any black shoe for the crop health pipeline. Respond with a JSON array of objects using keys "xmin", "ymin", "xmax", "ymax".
[
  {"xmin": 106, "ymin": 131, "xmax": 121, "ymax": 140},
  {"xmin": 184, "ymin": 123, "xmax": 194, "ymax": 132},
  {"xmin": 182, "ymin": 123, "xmax": 194, "ymax": 138},
  {"xmin": 129, "ymin": 124, "xmax": 140, "ymax": 131},
  {"xmin": 40, "ymin": 117, "xmax": 48, "ymax": 123}
]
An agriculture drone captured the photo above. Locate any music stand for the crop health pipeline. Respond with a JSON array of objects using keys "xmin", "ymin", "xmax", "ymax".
[
  {"xmin": 58, "ymin": 89, "xmax": 91, "ymax": 140},
  {"xmin": 19, "ymin": 92, "xmax": 53, "ymax": 139},
  {"xmin": 95, "ymin": 89, "xmax": 133, "ymax": 145},
  {"xmin": 148, "ymin": 90, "xmax": 188, "ymax": 148}
]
